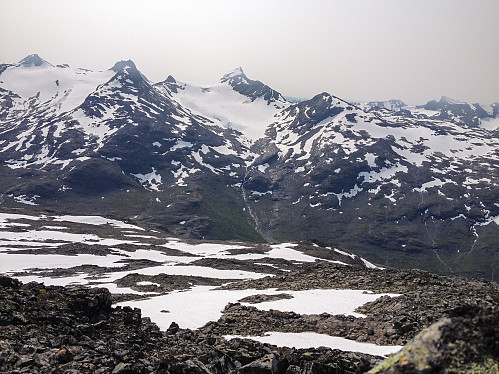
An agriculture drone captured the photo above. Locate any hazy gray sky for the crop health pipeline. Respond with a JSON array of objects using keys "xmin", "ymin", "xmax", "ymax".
[{"xmin": 1, "ymin": 0, "xmax": 498, "ymax": 104}]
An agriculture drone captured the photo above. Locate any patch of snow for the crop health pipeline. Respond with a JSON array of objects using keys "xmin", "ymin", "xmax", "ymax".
[
  {"xmin": 53, "ymin": 215, "xmax": 144, "ymax": 230},
  {"xmin": 360, "ymin": 257, "xmax": 383, "ymax": 269},
  {"xmin": 333, "ymin": 185, "xmax": 363, "ymax": 206},
  {"xmin": 257, "ymin": 163, "xmax": 270, "ymax": 173},
  {"xmin": 359, "ymin": 164, "xmax": 408, "ymax": 184},
  {"xmin": 225, "ymin": 332, "xmax": 402, "ymax": 357},
  {"xmin": 118, "ymin": 286, "xmax": 399, "ymax": 330},
  {"xmin": 137, "ymin": 281, "xmax": 161, "ymax": 287},
  {"xmin": 477, "ymin": 215, "xmax": 499, "ymax": 226},
  {"xmin": 334, "ymin": 248, "xmax": 356, "ymax": 259},
  {"xmin": 414, "ymin": 178, "xmax": 445, "ymax": 192},
  {"xmin": 170, "ymin": 141, "xmax": 193, "ymax": 151},
  {"xmin": 131, "ymin": 167, "xmax": 162, "ymax": 191},
  {"xmin": 12, "ymin": 194, "xmax": 40, "ymax": 205},
  {"xmin": 267, "ymin": 243, "xmax": 319, "ymax": 262}
]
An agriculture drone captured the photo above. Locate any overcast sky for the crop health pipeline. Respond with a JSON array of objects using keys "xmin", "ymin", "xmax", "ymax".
[{"xmin": 1, "ymin": 0, "xmax": 498, "ymax": 104}]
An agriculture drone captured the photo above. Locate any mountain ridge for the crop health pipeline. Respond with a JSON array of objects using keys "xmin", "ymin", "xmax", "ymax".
[{"xmin": 0, "ymin": 55, "xmax": 498, "ymax": 279}]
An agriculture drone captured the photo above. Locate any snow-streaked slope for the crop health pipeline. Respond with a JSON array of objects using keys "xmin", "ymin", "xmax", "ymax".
[
  {"xmin": 259, "ymin": 93, "xmax": 498, "ymax": 202},
  {"xmin": 268, "ymin": 93, "xmax": 498, "ymax": 169},
  {"xmin": 0, "ymin": 57, "xmax": 251, "ymax": 185}
]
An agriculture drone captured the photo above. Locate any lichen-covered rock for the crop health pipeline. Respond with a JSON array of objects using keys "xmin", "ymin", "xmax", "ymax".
[{"xmin": 368, "ymin": 306, "xmax": 499, "ymax": 373}]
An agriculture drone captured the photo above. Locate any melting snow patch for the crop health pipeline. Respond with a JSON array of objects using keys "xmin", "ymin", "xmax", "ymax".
[
  {"xmin": 477, "ymin": 215, "xmax": 499, "ymax": 226},
  {"xmin": 334, "ymin": 248, "xmax": 356, "ymax": 259},
  {"xmin": 364, "ymin": 153, "xmax": 376, "ymax": 167},
  {"xmin": 132, "ymin": 167, "xmax": 162, "ymax": 191},
  {"xmin": 333, "ymin": 185, "xmax": 363, "ymax": 206},
  {"xmin": 118, "ymin": 287, "xmax": 400, "ymax": 330},
  {"xmin": 413, "ymin": 178, "xmax": 448, "ymax": 192},
  {"xmin": 0, "ymin": 213, "xmax": 43, "ymax": 228},
  {"xmin": 224, "ymin": 332, "xmax": 402, "ymax": 357},
  {"xmin": 170, "ymin": 141, "xmax": 193, "ymax": 151},
  {"xmin": 242, "ymin": 289, "xmax": 399, "ymax": 318},
  {"xmin": 53, "ymin": 215, "xmax": 144, "ymax": 230},
  {"xmin": 359, "ymin": 164, "xmax": 408, "ymax": 184},
  {"xmin": 11, "ymin": 194, "xmax": 40, "ymax": 206},
  {"xmin": 360, "ymin": 257, "xmax": 383, "ymax": 269}
]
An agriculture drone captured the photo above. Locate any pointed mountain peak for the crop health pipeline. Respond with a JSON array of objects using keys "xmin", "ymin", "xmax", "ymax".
[
  {"xmin": 165, "ymin": 75, "xmax": 176, "ymax": 83},
  {"xmin": 220, "ymin": 67, "xmax": 247, "ymax": 83},
  {"xmin": 218, "ymin": 67, "xmax": 285, "ymax": 104},
  {"xmin": 111, "ymin": 60, "xmax": 138, "ymax": 72},
  {"xmin": 155, "ymin": 74, "xmax": 179, "ymax": 93},
  {"xmin": 109, "ymin": 59, "xmax": 150, "ymax": 85},
  {"xmin": 18, "ymin": 54, "xmax": 50, "ymax": 67}
]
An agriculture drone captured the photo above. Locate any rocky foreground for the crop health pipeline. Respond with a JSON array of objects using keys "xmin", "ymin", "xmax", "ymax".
[{"xmin": 1, "ymin": 261, "xmax": 498, "ymax": 374}]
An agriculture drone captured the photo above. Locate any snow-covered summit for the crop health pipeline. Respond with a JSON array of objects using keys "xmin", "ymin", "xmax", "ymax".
[
  {"xmin": 0, "ymin": 56, "xmax": 114, "ymax": 111},
  {"xmin": 155, "ymin": 68, "xmax": 290, "ymax": 141},
  {"xmin": 218, "ymin": 67, "xmax": 287, "ymax": 107},
  {"xmin": 220, "ymin": 67, "xmax": 246, "ymax": 82},
  {"xmin": 18, "ymin": 54, "xmax": 51, "ymax": 67}
]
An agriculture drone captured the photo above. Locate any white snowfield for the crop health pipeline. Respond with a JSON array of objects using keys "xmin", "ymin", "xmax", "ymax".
[
  {"xmin": 225, "ymin": 332, "xmax": 402, "ymax": 357},
  {"xmin": 0, "ymin": 58, "xmax": 114, "ymax": 113},
  {"xmin": 0, "ymin": 212, "xmax": 402, "ymax": 355},
  {"xmin": 156, "ymin": 79, "xmax": 288, "ymax": 142},
  {"xmin": 117, "ymin": 287, "xmax": 399, "ymax": 331}
]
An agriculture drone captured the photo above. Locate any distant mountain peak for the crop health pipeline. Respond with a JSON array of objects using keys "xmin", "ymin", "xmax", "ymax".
[
  {"xmin": 440, "ymin": 96, "xmax": 465, "ymax": 105},
  {"xmin": 111, "ymin": 60, "xmax": 138, "ymax": 72},
  {"xmin": 165, "ymin": 75, "xmax": 176, "ymax": 83},
  {"xmin": 18, "ymin": 54, "xmax": 50, "ymax": 67},
  {"xmin": 219, "ymin": 67, "xmax": 285, "ymax": 104},
  {"xmin": 220, "ymin": 67, "xmax": 247, "ymax": 83}
]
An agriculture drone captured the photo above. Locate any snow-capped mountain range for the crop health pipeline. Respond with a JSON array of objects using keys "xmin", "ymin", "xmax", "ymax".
[{"xmin": 0, "ymin": 54, "xmax": 498, "ymax": 279}]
